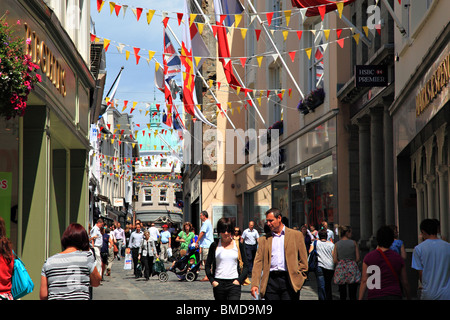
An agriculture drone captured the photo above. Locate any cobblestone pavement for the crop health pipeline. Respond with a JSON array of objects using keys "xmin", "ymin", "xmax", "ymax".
[{"xmin": 92, "ymin": 256, "xmax": 338, "ymax": 301}]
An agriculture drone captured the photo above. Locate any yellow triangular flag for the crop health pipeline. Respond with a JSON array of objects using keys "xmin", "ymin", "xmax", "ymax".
[
  {"xmin": 109, "ymin": 2, "xmax": 115, "ymax": 15},
  {"xmin": 353, "ymin": 33, "xmax": 360, "ymax": 45},
  {"xmin": 103, "ymin": 39, "xmax": 110, "ymax": 50},
  {"xmin": 284, "ymin": 10, "xmax": 291, "ymax": 26},
  {"xmin": 148, "ymin": 50, "xmax": 155, "ymax": 61},
  {"xmin": 257, "ymin": 97, "xmax": 262, "ymax": 106},
  {"xmin": 147, "ymin": 10, "xmax": 155, "ymax": 25},
  {"xmin": 363, "ymin": 26, "xmax": 369, "ymax": 37},
  {"xmin": 236, "ymin": 87, "xmax": 241, "ymax": 95},
  {"xmin": 125, "ymin": 50, "xmax": 130, "ymax": 60},
  {"xmin": 336, "ymin": 2, "xmax": 344, "ymax": 19},
  {"xmin": 235, "ymin": 14, "xmax": 242, "ymax": 28},
  {"xmin": 190, "ymin": 14, "xmax": 197, "ymax": 26},
  {"xmin": 282, "ymin": 30, "xmax": 289, "ymax": 41},
  {"xmin": 155, "ymin": 62, "xmax": 160, "ymax": 71},
  {"xmin": 257, "ymin": 56, "xmax": 263, "ymax": 67},
  {"xmin": 323, "ymin": 29, "xmax": 330, "ymax": 40},
  {"xmin": 305, "ymin": 48, "xmax": 312, "ymax": 60},
  {"xmin": 194, "ymin": 56, "xmax": 202, "ymax": 67},
  {"xmin": 241, "ymin": 28, "xmax": 248, "ymax": 40},
  {"xmin": 198, "ymin": 23, "xmax": 204, "ymax": 35}
]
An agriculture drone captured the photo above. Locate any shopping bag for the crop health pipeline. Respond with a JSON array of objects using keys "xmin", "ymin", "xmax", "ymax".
[
  {"xmin": 152, "ymin": 258, "xmax": 165, "ymax": 274},
  {"xmin": 124, "ymin": 253, "xmax": 132, "ymax": 270},
  {"xmin": 136, "ymin": 261, "xmax": 143, "ymax": 278},
  {"xmin": 11, "ymin": 252, "xmax": 34, "ymax": 300}
]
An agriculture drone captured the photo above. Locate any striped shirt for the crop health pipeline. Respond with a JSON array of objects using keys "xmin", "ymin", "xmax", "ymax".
[{"xmin": 41, "ymin": 250, "xmax": 95, "ymax": 300}]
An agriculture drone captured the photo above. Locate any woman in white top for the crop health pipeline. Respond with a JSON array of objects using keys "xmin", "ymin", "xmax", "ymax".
[
  {"xmin": 310, "ymin": 228, "xmax": 335, "ymax": 300},
  {"xmin": 205, "ymin": 218, "xmax": 249, "ymax": 300}
]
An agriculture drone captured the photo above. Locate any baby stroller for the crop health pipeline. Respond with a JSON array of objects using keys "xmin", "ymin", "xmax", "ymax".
[{"xmin": 158, "ymin": 245, "xmax": 200, "ymax": 282}]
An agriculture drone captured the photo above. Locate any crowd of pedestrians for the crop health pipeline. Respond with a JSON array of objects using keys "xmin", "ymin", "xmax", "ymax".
[{"xmin": 1, "ymin": 209, "xmax": 449, "ymax": 301}]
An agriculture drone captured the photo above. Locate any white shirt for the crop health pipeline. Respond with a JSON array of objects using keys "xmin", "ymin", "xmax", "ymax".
[
  {"xmin": 90, "ymin": 225, "xmax": 103, "ymax": 247},
  {"xmin": 242, "ymin": 228, "xmax": 259, "ymax": 245},
  {"xmin": 215, "ymin": 240, "xmax": 239, "ymax": 279},
  {"xmin": 149, "ymin": 227, "xmax": 160, "ymax": 242}
]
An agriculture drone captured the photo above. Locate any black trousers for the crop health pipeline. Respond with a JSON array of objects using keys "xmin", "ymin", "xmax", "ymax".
[
  {"xmin": 264, "ymin": 271, "xmax": 300, "ymax": 300},
  {"xmin": 213, "ymin": 279, "xmax": 242, "ymax": 300},
  {"xmin": 131, "ymin": 248, "xmax": 140, "ymax": 276},
  {"xmin": 141, "ymin": 255, "xmax": 154, "ymax": 280},
  {"xmin": 245, "ymin": 244, "xmax": 258, "ymax": 274}
]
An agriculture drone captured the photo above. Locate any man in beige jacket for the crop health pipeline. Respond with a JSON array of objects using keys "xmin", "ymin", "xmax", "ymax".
[{"xmin": 251, "ymin": 208, "xmax": 308, "ymax": 300}]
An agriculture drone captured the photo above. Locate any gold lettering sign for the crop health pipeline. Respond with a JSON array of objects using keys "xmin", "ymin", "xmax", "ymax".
[
  {"xmin": 24, "ymin": 23, "xmax": 66, "ymax": 97},
  {"xmin": 416, "ymin": 53, "xmax": 450, "ymax": 117}
]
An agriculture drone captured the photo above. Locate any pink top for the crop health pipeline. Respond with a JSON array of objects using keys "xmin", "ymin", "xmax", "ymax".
[{"xmin": 363, "ymin": 249, "xmax": 404, "ymax": 299}]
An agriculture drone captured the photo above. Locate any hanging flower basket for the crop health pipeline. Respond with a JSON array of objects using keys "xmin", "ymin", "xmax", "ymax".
[
  {"xmin": 0, "ymin": 12, "xmax": 41, "ymax": 120},
  {"xmin": 297, "ymin": 87, "xmax": 325, "ymax": 115}
]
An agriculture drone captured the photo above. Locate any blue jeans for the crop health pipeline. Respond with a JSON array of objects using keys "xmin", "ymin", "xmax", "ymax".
[{"xmin": 315, "ymin": 266, "xmax": 334, "ymax": 300}]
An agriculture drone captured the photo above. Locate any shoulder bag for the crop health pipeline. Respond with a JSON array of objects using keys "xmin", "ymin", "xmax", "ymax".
[
  {"xmin": 11, "ymin": 251, "xmax": 34, "ymax": 300},
  {"xmin": 308, "ymin": 240, "xmax": 319, "ymax": 271}
]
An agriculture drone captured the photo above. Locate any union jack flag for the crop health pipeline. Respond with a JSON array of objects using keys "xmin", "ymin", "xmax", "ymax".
[{"xmin": 163, "ymin": 29, "xmax": 181, "ymax": 78}]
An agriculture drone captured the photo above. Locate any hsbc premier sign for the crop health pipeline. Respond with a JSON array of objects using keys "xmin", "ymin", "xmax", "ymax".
[{"xmin": 355, "ymin": 65, "xmax": 388, "ymax": 87}]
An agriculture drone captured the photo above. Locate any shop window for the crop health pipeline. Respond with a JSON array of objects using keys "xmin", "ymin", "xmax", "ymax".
[{"xmin": 290, "ymin": 155, "xmax": 335, "ymax": 230}]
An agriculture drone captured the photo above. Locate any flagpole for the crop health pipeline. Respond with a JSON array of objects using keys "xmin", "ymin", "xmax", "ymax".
[
  {"xmin": 242, "ymin": 0, "xmax": 305, "ymax": 100},
  {"xmin": 106, "ymin": 66, "xmax": 124, "ymax": 98},
  {"xmin": 191, "ymin": 0, "xmax": 268, "ymax": 129},
  {"xmin": 165, "ymin": 23, "xmax": 247, "ymax": 147}
]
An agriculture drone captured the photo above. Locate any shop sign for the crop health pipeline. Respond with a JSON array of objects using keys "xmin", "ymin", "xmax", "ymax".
[
  {"xmin": 415, "ymin": 52, "xmax": 450, "ymax": 117},
  {"xmin": 24, "ymin": 23, "xmax": 67, "ymax": 97},
  {"xmin": 355, "ymin": 65, "xmax": 388, "ymax": 87}
]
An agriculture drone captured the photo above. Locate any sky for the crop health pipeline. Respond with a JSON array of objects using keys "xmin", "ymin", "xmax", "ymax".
[{"xmin": 90, "ymin": 0, "xmax": 185, "ymax": 128}]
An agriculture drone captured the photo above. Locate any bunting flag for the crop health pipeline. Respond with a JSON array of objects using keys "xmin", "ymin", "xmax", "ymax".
[
  {"xmin": 213, "ymin": 0, "xmax": 244, "ymax": 90},
  {"xmin": 291, "ymin": 0, "xmax": 356, "ymax": 17},
  {"xmin": 182, "ymin": 1, "xmax": 216, "ymax": 127}
]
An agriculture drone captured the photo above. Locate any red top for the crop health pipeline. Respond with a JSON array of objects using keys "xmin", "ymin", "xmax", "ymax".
[{"xmin": 0, "ymin": 252, "xmax": 14, "ymax": 294}]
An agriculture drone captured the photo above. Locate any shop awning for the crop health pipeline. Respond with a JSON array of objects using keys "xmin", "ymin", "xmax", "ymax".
[{"xmin": 291, "ymin": 0, "xmax": 355, "ymax": 17}]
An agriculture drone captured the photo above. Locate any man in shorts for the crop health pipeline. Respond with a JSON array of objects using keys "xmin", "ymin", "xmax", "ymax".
[{"xmin": 195, "ymin": 210, "xmax": 214, "ymax": 281}]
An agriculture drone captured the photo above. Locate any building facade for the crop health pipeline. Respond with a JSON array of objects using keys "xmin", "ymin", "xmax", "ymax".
[
  {"xmin": 0, "ymin": 0, "xmax": 98, "ymax": 299},
  {"xmin": 134, "ymin": 104, "xmax": 183, "ymax": 227}
]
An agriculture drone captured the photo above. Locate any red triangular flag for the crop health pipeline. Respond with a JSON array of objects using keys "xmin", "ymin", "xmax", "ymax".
[
  {"xmin": 97, "ymin": 0, "xmax": 103, "ymax": 12},
  {"xmin": 337, "ymin": 38, "xmax": 345, "ymax": 48},
  {"xmin": 90, "ymin": 33, "xmax": 96, "ymax": 42},
  {"xmin": 296, "ymin": 30, "xmax": 303, "ymax": 40},
  {"xmin": 220, "ymin": 14, "xmax": 227, "ymax": 24},
  {"xmin": 212, "ymin": 25, "xmax": 218, "ymax": 37},
  {"xmin": 267, "ymin": 90, "xmax": 271, "ymax": 98},
  {"xmin": 255, "ymin": 29, "xmax": 262, "ymax": 41},
  {"xmin": 318, "ymin": 5, "xmax": 326, "ymax": 21},
  {"xmin": 240, "ymin": 57, "xmax": 246, "ymax": 68},
  {"xmin": 336, "ymin": 29, "xmax": 342, "ymax": 39},
  {"xmin": 266, "ymin": 12, "xmax": 274, "ymax": 26},
  {"xmin": 288, "ymin": 51, "xmax": 296, "ymax": 62},
  {"xmin": 136, "ymin": 8, "xmax": 143, "ymax": 21},
  {"xmin": 114, "ymin": 4, "xmax": 121, "ymax": 16},
  {"xmin": 177, "ymin": 13, "xmax": 183, "ymax": 26},
  {"xmin": 163, "ymin": 17, "xmax": 169, "ymax": 28},
  {"xmin": 133, "ymin": 47, "xmax": 141, "ymax": 64}
]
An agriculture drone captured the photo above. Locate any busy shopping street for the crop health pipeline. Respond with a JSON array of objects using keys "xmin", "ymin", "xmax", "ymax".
[{"xmin": 0, "ymin": 0, "xmax": 449, "ymax": 305}]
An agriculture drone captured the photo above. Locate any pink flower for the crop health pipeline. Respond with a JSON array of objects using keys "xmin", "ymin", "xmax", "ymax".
[
  {"xmin": 16, "ymin": 20, "xmax": 21, "ymax": 25},
  {"xmin": 36, "ymin": 74, "xmax": 42, "ymax": 82},
  {"xmin": 26, "ymin": 38, "xmax": 31, "ymax": 45}
]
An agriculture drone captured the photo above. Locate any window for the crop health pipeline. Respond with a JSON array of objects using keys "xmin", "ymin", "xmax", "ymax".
[
  {"xmin": 307, "ymin": 21, "xmax": 325, "ymax": 91},
  {"xmin": 159, "ymin": 189, "xmax": 168, "ymax": 203},
  {"xmin": 269, "ymin": 66, "xmax": 282, "ymax": 124},
  {"xmin": 161, "ymin": 158, "xmax": 167, "ymax": 167},
  {"xmin": 143, "ymin": 188, "xmax": 152, "ymax": 203}
]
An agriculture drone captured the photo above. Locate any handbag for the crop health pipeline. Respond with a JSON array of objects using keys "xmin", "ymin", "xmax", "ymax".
[
  {"xmin": 308, "ymin": 240, "xmax": 319, "ymax": 271},
  {"xmin": 235, "ymin": 239, "xmax": 251, "ymax": 285},
  {"xmin": 11, "ymin": 251, "xmax": 34, "ymax": 300}
]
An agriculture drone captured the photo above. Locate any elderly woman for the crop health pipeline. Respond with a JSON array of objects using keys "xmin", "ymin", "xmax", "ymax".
[{"xmin": 138, "ymin": 231, "xmax": 158, "ymax": 281}]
